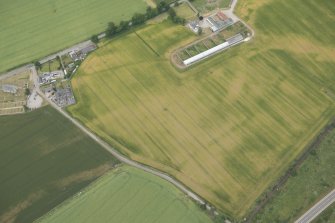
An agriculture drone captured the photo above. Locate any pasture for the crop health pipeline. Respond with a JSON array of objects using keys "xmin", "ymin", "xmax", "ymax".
[
  {"xmin": 37, "ymin": 166, "xmax": 213, "ymax": 223},
  {"xmin": 0, "ymin": 0, "xmax": 148, "ymax": 73},
  {"xmin": 68, "ymin": 0, "xmax": 335, "ymax": 219},
  {"xmin": 255, "ymin": 125, "xmax": 335, "ymax": 222},
  {"xmin": 0, "ymin": 106, "xmax": 118, "ymax": 223}
]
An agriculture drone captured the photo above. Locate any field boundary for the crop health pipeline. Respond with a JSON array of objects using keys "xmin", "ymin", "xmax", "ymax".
[
  {"xmin": 246, "ymin": 117, "xmax": 335, "ymax": 222},
  {"xmin": 134, "ymin": 32, "xmax": 160, "ymax": 57},
  {"xmin": 34, "ymin": 166, "xmax": 122, "ymax": 223}
]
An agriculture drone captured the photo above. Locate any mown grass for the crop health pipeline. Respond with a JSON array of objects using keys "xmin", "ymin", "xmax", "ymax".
[
  {"xmin": 255, "ymin": 127, "xmax": 335, "ymax": 222},
  {"xmin": 0, "ymin": 106, "xmax": 118, "ymax": 223},
  {"xmin": 0, "ymin": 0, "xmax": 148, "ymax": 73},
  {"xmin": 68, "ymin": 0, "xmax": 335, "ymax": 218},
  {"xmin": 37, "ymin": 166, "xmax": 213, "ymax": 223}
]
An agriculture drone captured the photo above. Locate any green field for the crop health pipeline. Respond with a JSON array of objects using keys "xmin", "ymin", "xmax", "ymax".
[
  {"xmin": 37, "ymin": 166, "xmax": 213, "ymax": 223},
  {"xmin": 255, "ymin": 125, "xmax": 335, "ymax": 222},
  {"xmin": 0, "ymin": 0, "xmax": 148, "ymax": 73},
  {"xmin": 0, "ymin": 106, "xmax": 118, "ymax": 223},
  {"xmin": 191, "ymin": 0, "xmax": 232, "ymax": 13},
  {"xmin": 175, "ymin": 3, "xmax": 197, "ymax": 20},
  {"xmin": 68, "ymin": 0, "xmax": 335, "ymax": 218}
]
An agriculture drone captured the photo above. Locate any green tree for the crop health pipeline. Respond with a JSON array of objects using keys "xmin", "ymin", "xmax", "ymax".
[
  {"xmin": 146, "ymin": 6, "xmax": 157, "ymax": 19},
  {"xmin": 34, "ymin": 61, "xmax": 42, "ymax": 70},
  {"xmin": 106, "ymin": 22, "xmax": 118, "ymax": 38},
  {"xmin": 168, "ymin": 8, "xmax": 176, "ymax": 18},
  {"xmin": 118, "ymin": 20, "xmax": 129, "ymax": 32},
  {"xmin": 25, "ymin": 88, "xmax": 31, "ymax": 96},
  {"xmin": 157, "ymin": 1, "xmax": 169, "ymax": 13},
  {"xmin": 91, "ymin": 34, "xmax": 99, "ymax": 44},
  {"xmin": 197, "ymin": 27, "xmax": 203, "ymax": 35},
  {"xmin": 131, "ymin": 13, "xmax": 146, "ymax": 25}
]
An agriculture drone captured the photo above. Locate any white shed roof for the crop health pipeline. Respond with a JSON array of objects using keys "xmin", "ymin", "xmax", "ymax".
[{"xmin": 183, "ymin": 42, "xmax": 229, "ymax": 66}]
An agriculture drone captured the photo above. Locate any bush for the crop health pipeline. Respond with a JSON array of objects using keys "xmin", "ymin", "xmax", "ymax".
[{"xmin": 91, "ymin": 35, "xmax": 99, "ymax": 44}]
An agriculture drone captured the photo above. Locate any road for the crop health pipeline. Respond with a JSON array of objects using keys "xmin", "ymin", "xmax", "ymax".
[
  {"xmin": 38, "ymin": 40, "xmax": 94, "ymax": 64},
  {"xmin": 295, "ymin": 189, "xmax": 335, "ymax": 223},
  {"xmin": 0, "ymin": 64, "xmax": 34, "ymax": 81},
  {"xmin": 30, "ymin": 66, "xmax": 206, "ymax": 205}
]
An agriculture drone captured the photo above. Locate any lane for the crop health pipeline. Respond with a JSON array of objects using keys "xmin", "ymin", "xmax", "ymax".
[
  {"xmin": 0, "ymin": 64, "xmax": 33, "ymax": 81},
  {"xmin": 295, "ymin": 189, "xmax": 335, "ymax": 223}
]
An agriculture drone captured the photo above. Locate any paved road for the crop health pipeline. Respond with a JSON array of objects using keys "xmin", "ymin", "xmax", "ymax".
[
  {"xmin": 39, "ymin": 40, "xmax": 94, "ymax": 64},
  {"xmin": 30, "ymin": 66, "xmax": 206, "ymax": 205},
  {"xmin": 295, "ymin": 189, "xmax": 335, "ymax": 223},
  {"xmin": 0, "ymin": 64, "xmax": 33, "ymax": 81}
]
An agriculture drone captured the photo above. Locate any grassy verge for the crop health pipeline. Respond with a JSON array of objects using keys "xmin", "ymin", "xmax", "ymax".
[
  {"xmin": 254, "ymin": 124, "xmax": 335, "ymax": 222},
  {"xmin": 312, "ymin": 202, "xmax": 335, "ymax": 223}
]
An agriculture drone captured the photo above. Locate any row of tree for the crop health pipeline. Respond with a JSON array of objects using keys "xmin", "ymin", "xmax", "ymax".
[
  {"xmin": 167, "ymin": 7, "xmax": 186, "ymax": 25},
  {"xmin": 91, "ymin": 1, "xmax": 185, "ymax": 43}
]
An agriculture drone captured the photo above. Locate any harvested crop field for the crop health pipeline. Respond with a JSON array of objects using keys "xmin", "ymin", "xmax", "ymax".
[
  {"xmin": 37, "ymin": 166, "xmax": 213, "ymax": 223},
  {"xmin": 0, "ymin": 0, "xmax": 148, "ymax": 73},
  {"xmin": 0, "ymin": 106, "xmax": 118, "ymax": 223},
  {"xmin": 68, "ymin": 0, "xmax": 335, "ymax": 219}
]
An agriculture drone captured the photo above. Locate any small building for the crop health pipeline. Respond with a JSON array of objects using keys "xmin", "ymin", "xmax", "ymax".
[
  {"xmin": 81, "ymin": 45, "xmax": 97, "ymax": 55},
  {"xmin": 206, "ymin": 17, "xmax": 220, "ymax": 32},
  {"xmin": 1, "ymin": 84, "xmax": 18, "ymax": 94},
  {"xmin": 188, "ymin": 21, "xmax": 200, "ymax": 33},
  {"xmin": 38, "ymin": 71, "xmax": 64, "ymax": 85},
  {"xmin": 206, "ymin": 11, "xmax": 234, "ymax": 32}
]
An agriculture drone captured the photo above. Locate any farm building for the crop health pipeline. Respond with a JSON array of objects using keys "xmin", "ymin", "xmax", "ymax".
[
  {"xmin": 69, "ymin": 45, "xmax": 96, "ymax": 62},
  {"xmin": 206, "ymin": 11, "xmax": 233, "ymax": 32},
  {"xmin": 81, "ymin": 45, "xmax": 97, "ymax": 55},
  {"xmin": 1, "ymin": 84, "xmax": 18, "ymax": 94},
  {"xmin": 38, "ymin": 71, "xmax": 64, "ymax": 85},
  {"xmin": 53, "ymin": 87, "xmax": 76, "ymax": 107},
  {"xmin": 188, "ymin": 21, "xmax": 200, "ymax": 33}
]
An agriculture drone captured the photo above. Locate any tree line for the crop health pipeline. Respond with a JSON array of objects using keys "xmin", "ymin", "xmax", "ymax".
[{"xmin": 91, "ymin": 1, "xmax": 186, "ymax": 43}]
